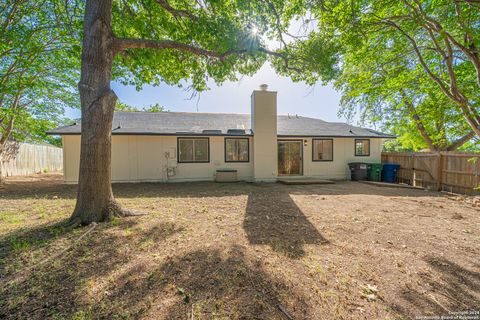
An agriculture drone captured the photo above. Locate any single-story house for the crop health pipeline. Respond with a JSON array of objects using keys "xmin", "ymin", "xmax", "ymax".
[{"xmin": 49, "ymin": 85, "xmax": 393, "ymax": 184}]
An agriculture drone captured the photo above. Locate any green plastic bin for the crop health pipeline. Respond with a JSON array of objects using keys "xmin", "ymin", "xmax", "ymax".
[{"xmin": 367, "ymin": 163, "xmax": 383, "ymax": 181}]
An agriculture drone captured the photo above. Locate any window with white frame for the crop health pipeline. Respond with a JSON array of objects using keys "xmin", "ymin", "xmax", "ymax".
[
  {"xmin": 312, "ymin": 139, "xmax": 333, "ymax": 161},
  {"xmin": 178, "ymin": 138, "xmax": 209, "ymax": 162}
]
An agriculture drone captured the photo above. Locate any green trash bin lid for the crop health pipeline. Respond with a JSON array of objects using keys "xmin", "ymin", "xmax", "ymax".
[{"xmin": 369, "ymin": 163, "xmax": 382, "ymax": 169}]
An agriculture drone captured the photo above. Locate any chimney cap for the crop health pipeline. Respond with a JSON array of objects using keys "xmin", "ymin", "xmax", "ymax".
[{"xmin": 259, "ymin": 84, "xmax": 268, "ymax": 91}]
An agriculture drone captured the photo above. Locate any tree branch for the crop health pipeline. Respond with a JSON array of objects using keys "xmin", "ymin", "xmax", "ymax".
[
  {"xmin": 408, "ymin": 0, "xmax": 480, "ymax": 87},
  {"xmin": 382, "ymin": 18, "xmax": 480, "ymax": 138},
  {"xmin": 383, "ymin": 19, "xmax": 454, "ymax": 100},
  {"xmin": 399, "ymin": 90, "xmax": 436, "ymax": 150},
  {"xmin": 0, "ymin": 93, "xmax": 20, "ymax": 146},
  {"xmin": 0, "ymin": 117, "xmax": 14, "ymax": 146},
  {"xmin": 113, "ymin": 37, "xmax": 289, "ymax": 65},
  {"xmin": 447, "ymin": 131, "xmax": 476, "ymax": 151},
  {"xmin": 155, "ymin": 0, "xmax": 199, "ymax": 21},
  {"xmin": 265, "ymin": 0, "xmax": 287, "ymax": 48},
  {"xmin": 114, "ymin": 37, "xmax": 250, "ymax": 59}
]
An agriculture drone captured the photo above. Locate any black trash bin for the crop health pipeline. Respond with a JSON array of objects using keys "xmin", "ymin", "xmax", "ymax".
[{"xmin": 348, "ymin": 162, "xmax": 368, "ymax": 181}]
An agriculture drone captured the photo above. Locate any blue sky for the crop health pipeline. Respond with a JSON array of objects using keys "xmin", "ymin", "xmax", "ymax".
[{"xmin": 66, "ymin": 63, "xmax": 347, "ymax": 123}]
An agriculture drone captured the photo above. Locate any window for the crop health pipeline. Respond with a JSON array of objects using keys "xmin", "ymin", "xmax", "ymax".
[
  {"xmin": 178, "ymin": 138, "xmax": 209, "ymax": 162},
  {"xmin": 225, "ymin": 138, "xmax": 249, "ymax": 162},
  {"xmin": 355, "ymin": 139, "xmax": 370, "ymax": 156},
  {"xmin": 312, "ymin": 139, "xmax": 333, "ymax": 161}
]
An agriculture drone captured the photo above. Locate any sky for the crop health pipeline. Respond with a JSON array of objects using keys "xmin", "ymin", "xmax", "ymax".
[{"xmin": 66, "ymin": 63, "xmax": 347, "ymax": 123}]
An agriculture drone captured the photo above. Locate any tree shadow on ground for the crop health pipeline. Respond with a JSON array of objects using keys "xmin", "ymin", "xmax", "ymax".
[
  {"xmin": 1, "ymin": 232, "xmax": 311, "ymax": 319},
  {"xmin": 0, "ymin": 220, "xmax": 182, "ymax": 319},
  {"xmin": 244, "ymin": 186, "xmax": 328, "ymax": 259},
  {"xmin": 0, "ymin": 219, "xmax": 73, "ymax": 276},
  {"xmin": 391, "ymin": 256, "xmax": 480, "ymax": 318},
  {"xmin": 92, "ymin": 245, "xmax": 310, "ymax": 319}
]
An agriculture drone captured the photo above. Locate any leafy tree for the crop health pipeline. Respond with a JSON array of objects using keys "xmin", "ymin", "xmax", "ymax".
[
  {"xmin": 70, "ymin": 0, "xmax": 291, "ymax": 224},
  {"xmin": 376, "ymin": 0, "xmax": 480, "ymax": 138},
  {"xmin": 0, "ymin": 0, "xmax": 80, "ymax": 179},
  {"xmin": 114, "ymin": 101, "xmax": 137, "ymax": 112},
  {"xmin": 279, "ymin": 0, "xmax": 480, "ymax": 146},
  {"xmin": 336, "ymin": 38, "xmax": 474, "ymax": 151},
  {"xmin": 144, "ymin": 103, "xmax": 167, "ymax": 113},
  {"xmin": 116, "ymin": 101, "xmax": 168, "ymax": 112}
]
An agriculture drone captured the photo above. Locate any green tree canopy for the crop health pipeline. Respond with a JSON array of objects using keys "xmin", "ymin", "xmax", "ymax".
[
  {"xmin": 0, "ymin": 0, "xmax": 81, "ymax": 158},
  {"xmin": 278, "ymin": 0, "xmax": 480, "ymax": 150},
  {"xmin": 336, "ymin": 35, "xmax": 475, "ymax": 151},
  {"xmin": 116, "ymin": 101, "xmax": 168, "ymax": 112},
  {"xmin": 108, "ymin": 0, "xmax": 297, "ymax": 90}
]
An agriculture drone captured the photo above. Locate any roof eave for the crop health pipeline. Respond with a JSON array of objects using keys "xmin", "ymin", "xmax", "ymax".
[{"xmin": 47, "ymin": 131, "xmax": 395, "ymax": 139}]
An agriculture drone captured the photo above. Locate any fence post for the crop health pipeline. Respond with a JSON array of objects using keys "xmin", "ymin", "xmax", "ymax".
[
  {"xmin": 437, "ymin": 152, "xmax": 443, "ymax": 191},
  {"xmin": 411, "ymin": 153, "xmax": 416, "ymax": 187}
]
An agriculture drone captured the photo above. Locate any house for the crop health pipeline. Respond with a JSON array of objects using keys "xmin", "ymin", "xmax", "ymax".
[{"xmin": 49, "ymin": 85, "xmax": 393, "ymax": 183}]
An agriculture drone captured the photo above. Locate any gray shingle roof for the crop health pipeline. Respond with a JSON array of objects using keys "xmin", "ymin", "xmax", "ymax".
[{"xmin": 48, "ymin": 111, "xmax": 394, "ymax": 138}]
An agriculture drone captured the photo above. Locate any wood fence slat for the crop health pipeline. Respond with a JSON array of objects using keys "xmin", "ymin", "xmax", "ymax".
[
  {"xmin": 1, "ymin": 143, "xmax": 63, "ymax": 177},
  {"xmin": 440, "ymin": 153, "xmax": 480, "ymax": 158},
  {"xmin": 382, "ymin": 151, "xmax": 479, "ymax": 194},
  {"xmin": 442, "ymin": 170, "xmax": 478, "ymax": 175}
]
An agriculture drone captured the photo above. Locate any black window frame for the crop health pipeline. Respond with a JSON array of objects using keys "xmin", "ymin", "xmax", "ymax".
[
  {"xmin": 177, "ymin": 137, "xmax": 210, "ymax": 163},
  {"xmin": 224, "ymin": 137, "xmax": 250, "ymax": 163},
  {"xmin": 312, "ymin": 138, "xmax": 334, "ymax": 162},
  {"xmin": 354, "ymin": 139, "xmax": 370, "ymax": 156}
]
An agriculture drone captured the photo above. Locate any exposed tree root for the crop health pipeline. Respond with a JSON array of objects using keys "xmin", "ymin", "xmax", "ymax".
[
  {"xmin": 108, "ymin": 201, "xmax": 148, "ymax": 218},
  {"xmin": 67, "ymin": 218, "xmax": 82, "ymax": 229},
  {"xmin": 114, "ymin": 207, "xmax": 148, "ymax": 217},
  {"xmin": 69, "ymin": 199, "xmax": 147, "ymax": 226}
]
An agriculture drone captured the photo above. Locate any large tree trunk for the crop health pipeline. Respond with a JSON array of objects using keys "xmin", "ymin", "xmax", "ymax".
[
  {"xmin": 70, "ymin": 0, "xmax": 132, "ymax": 225},
  {"xmin": 0, "ymin": 118, "xmax": 14, "ymax": 184},
  {"xmin": 0, "ymin": 145, "xmax": 4, "ymax": 184}
]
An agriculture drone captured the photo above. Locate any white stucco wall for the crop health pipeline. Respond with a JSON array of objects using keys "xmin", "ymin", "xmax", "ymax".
[
  {"xmin": 282, "ymin": 137, "xmax": 384, "ymax": 180},
  {"xmin": 62, "ymin": 135, "xmax": 383, "ymax": 184},
  {"xmin": 63, "ymin": 135, "xmax": 80, "ymax": 183},
  {"xmin": 63, "ymin": 135, "xmax": 254, "ymax": 183}
]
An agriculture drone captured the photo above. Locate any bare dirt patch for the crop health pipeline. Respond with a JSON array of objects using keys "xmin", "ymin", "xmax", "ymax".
[{"xmin": 0, "ymin": 174, "xmax": 478, "ymax": 319}]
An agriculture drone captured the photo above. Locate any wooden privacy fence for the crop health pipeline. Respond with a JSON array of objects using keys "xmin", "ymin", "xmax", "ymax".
[
  {"xmin": 381, "ymin": 152, "xmax": 480, "ymax": 194},
  {"xmin": 1, "ymin": 143, "xmax": 63, "ymax": 177}
]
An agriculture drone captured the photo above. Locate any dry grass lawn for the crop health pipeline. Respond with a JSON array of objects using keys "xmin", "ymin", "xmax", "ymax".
[{"xmin": 0, "ymin": 174, "xmax": 479, "ymax": 319}]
